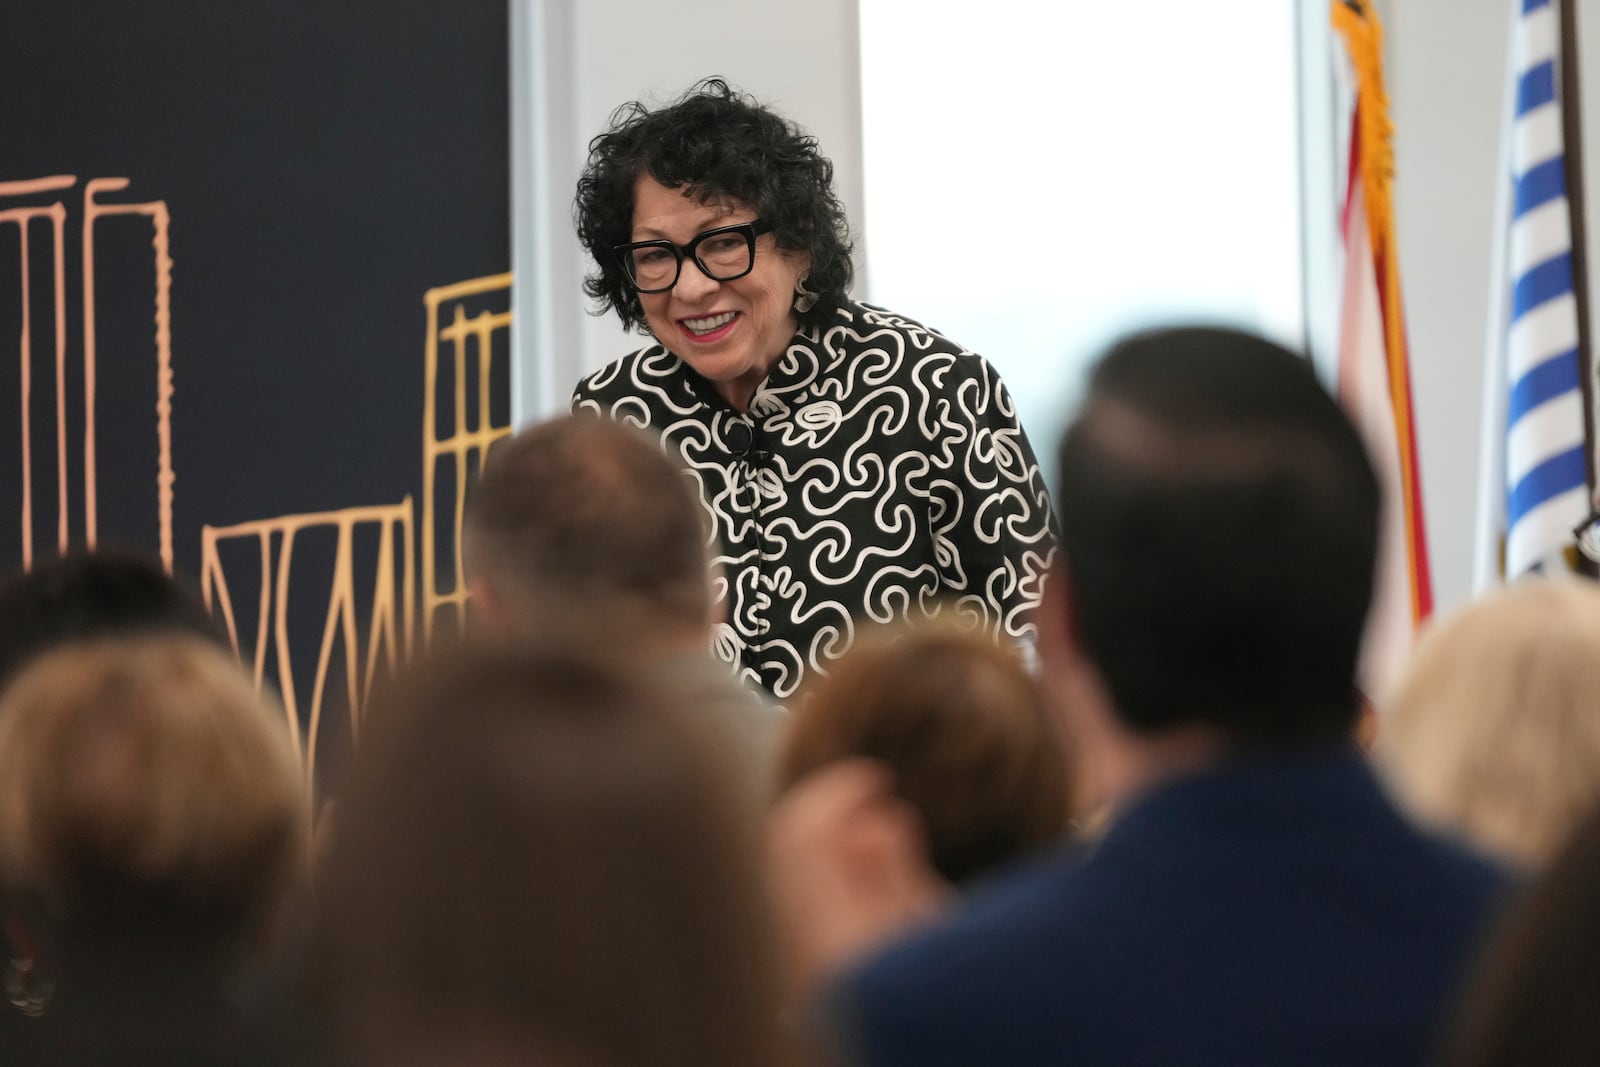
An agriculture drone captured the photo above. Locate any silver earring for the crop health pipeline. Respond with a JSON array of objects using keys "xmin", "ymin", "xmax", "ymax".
[{"xmin": 793, "ymin": 274, "xmax": 818, "ymax": 314}]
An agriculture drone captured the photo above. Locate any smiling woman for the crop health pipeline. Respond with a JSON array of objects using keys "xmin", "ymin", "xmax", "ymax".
[
  {"xmin": 572, "ymin": 79, "xmax": 1059, "ymax": 699},
  {"xmin": 623, "ymin": 179, "xmax": 808, "ymax": 412}
]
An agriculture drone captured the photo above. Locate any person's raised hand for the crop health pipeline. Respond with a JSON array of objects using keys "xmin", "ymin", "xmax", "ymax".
[{"xmin": 765, "ymin": 758, "xmax": 950, "ymax": 1000}]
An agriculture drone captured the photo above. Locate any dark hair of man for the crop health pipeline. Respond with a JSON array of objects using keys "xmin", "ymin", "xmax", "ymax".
[
  {"xmin": 1054, "ymin": 326, "xmax": 1379, "ymax": 745},
  {"xmin": 314, "ymin": 648, "xmax": 786, "ymax": 1067},
  {"xmin": 1441, "ymin": 801, "xmax": 1600, "ymax": 1067},
  {"xmin": 464, "ymin": 416, "xmax": 712, "ymax": 640},
  {"xmin": 575, "ymin": 76, "xmax": 854, "ymax": 333},
  {"xmin": 0, "ymin": 547, "xmax": 227, "ymax": 692}
]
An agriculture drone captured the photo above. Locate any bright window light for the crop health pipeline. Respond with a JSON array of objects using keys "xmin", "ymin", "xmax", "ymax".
[{"xmin": 859, "ymin": 0, "xmax": 1305, "ymax": 474}]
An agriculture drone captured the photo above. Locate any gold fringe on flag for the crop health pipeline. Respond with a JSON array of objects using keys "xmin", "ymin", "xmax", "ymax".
[{"xmin": 1332, "ymin": 0, "xmax": 1431, "ymax": 626}]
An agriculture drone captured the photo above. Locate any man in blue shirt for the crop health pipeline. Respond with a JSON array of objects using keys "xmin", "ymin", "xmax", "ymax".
[{"xmin": 830, "ymin": 327, "xmax": 1511, "ymax": 1067}]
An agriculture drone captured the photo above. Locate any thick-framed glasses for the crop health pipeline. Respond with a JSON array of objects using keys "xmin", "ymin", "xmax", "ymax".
[{"xmin": 614, "ymin": 219, "xmax": 773, "ymax": 293}]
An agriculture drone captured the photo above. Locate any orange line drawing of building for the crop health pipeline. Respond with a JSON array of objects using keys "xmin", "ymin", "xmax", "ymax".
[
  {"xmin": 83, "ymin": 178, "xmax": 177, "ymax": 572},
  {"xmin": 3, "ymin": 175, "xmax": 76, "ymax": 570},
  {"xmin": 422, "ymin": 272, "xmax": 514, "ymax": 641},
  {"xmin": 2, "ymin": 175, "xmax": 176, "ymax": 573},
  {"xmin": 6, "ymin": 168, "xmax": 513, "ymax": 786},
  {"xmin": 197, "ymin": 272, "xmax": 511, "ymax": 786},
  {"xmin": 199, "ymin": 500, "xmax": 416, "ymax": 791}
]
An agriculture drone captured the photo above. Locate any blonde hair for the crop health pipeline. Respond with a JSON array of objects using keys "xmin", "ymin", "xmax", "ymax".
[
  {"xmin": 1379, "ymin": 581, "xmax": 1600, "ymax": 867},
  {"xmin": 0, "ymin": 635, "xmax": 307, "ymax": 959}
]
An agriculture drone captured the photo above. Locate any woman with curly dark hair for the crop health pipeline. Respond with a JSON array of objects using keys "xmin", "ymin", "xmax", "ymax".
[{"xmin": 573, "ymin": 78, "xmax": 1057, "ymax": 700}]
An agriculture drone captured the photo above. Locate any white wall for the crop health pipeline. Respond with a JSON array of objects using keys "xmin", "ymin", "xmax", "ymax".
[
  {"xmin": 1385, "ymin": 0, "xmax": 1506, "ymax": 616},
  {"xmin": 1387, "ymin": 0, "xmax": 1600, "ymax": 613},
  {"xmin": 859, "ymin": 1, "xmax": 1305, "ymax": 494},
  {"xmin": 512, "ymin": 0, "xmax": 865, "ymax": 424}
]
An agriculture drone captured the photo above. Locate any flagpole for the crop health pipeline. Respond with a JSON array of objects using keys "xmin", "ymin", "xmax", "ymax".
[
  {"xmin": 1473, "ymin": 1, "xmax": 1519, "ymax": 592},
  {"xmin": 1558, "ymin": 0, "xmax": 1599, "ymax": 580}
]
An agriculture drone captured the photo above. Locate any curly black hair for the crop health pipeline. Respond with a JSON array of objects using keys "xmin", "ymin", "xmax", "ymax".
[{"xmin": 575, "ymin": 77, "xmax": 854, "ymax": 334}]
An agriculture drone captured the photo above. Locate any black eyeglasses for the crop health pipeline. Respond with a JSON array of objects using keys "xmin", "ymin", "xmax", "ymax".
[{"xmin": 614, "ymin": 219, "xmax": 773, "ymax": 293}]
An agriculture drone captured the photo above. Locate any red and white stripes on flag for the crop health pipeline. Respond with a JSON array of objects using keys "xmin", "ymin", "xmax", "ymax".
[{"xmin": 1332, "ymin": 0, "xmax": 1434, "ymax": 705}]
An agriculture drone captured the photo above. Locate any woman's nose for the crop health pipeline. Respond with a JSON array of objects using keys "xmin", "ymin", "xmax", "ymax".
[{"xmin": 672, "ymin": 257, "xmax": 720, "ymax": 301}]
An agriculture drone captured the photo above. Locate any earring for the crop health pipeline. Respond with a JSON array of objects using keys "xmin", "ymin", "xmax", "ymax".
[
  {"xmin": 4, "ymin": 956, "xmax": 51, "ymax": 1017},
  {"xmin": 793, "ymin": 274, "xmax": 818, "ymax": 314}
]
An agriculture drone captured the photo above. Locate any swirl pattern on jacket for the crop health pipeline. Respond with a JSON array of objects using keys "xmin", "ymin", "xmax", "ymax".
[{"xmin": 573, "ymin": 300, "xmax": 1057, "ymax": 699}]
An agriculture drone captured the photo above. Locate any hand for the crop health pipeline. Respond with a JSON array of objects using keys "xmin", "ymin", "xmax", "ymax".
[{"xmin": 764, "ymin": 759, "xmax": 949, "ymax": 1000}]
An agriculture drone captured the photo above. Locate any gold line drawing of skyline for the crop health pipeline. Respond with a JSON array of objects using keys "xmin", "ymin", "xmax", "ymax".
[
  {"xmin": 200, "ymin": 501, "xmax": 415, "ymax": 783},
  {"xmin": 201, "ymin": 272, "xmax": 513, "ymax": 788},
  {"xmin": 0, "ymin": 176, "xmax": 70, "ymax": 569},
  {"xmin": 84, "ymin": 178, "xmax": 176, "ymax": 572},
  {"xmin": 6, "ymin": 167, "xmax": 513, "ymax": 788},
  {"xmin": 2, "ymin": 175, "xmax": 174, "ymax": 572},
  {"xmin": 422, "ymin": 273, "xmax": 515, "ymax": 642}
]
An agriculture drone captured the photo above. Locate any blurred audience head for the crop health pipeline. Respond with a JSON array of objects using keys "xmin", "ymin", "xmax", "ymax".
[
  {"xmin": 778, "ymin": 620, "xmax": 1072, "ymax": 885},
  {"xmin": 313, "ymin": 648, "xmax": 785, "ymax": 1067},
  {"xmin": 766, "ymin": 620, "xmax": 1072, "ymax": 1002},
  {"xmin": 0, "ymin": 547, "xmax": 225, "ymax": 693},
  {"xmin": 1380, "ymin": 580, "xmax": 1600, "ymax": 868},
  {"xmin": 1049, "ymin": 326, "xmax": 1379, "ymax": 747},
  {"xmin": 463, "ymin": 415, "xmax": 714, "ymax": 650},
  {"xmin": 1442, "ymin": 800, "xmax": 1600, "ymax": 1067},
  {"xmin": 0, "ymin": 636, "xmax": 306, "ymax": 1005}
]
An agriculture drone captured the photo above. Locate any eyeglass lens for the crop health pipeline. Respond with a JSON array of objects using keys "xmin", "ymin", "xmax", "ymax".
[{"xmin": 626, "ymin": 229, "xmax": 753, "ymax": 291}]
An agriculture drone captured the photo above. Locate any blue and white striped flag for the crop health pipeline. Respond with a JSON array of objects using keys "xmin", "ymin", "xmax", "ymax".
[{"xmin": 1503, "ymin": 0, "xmax": 1590, "ymax": 576}]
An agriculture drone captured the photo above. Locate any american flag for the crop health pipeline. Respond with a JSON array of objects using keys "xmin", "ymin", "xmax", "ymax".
[
  {"xmin": 1333, "ymin": 0, "xmax": 1433, "ymax": 704},
  {"xmin": 1499, "ymin": 0, "xmax": 1590, "ymax": 577}
]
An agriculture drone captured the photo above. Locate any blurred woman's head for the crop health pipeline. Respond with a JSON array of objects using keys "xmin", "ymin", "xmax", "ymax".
[
  {"xmin": 778, "ymin": 620, "xmax": 1073, "ymax": 886},
  {"xmin": 1442, "ymin": 800, "xmax": 1600, "ymax": 1067},
  {"xmin": 313, "ymin": 648, "xmax": 786, "ymax": 1067},
  {"xmin": 1379, "ymin": 580, "xmax": 1600, "ymax": 867},
  {"xmin": 0, "ymin": 547, "xmax": 226, "ymax": 694},
  {"xmin": 0, "ymin": 635, "xmax": 306, "ymax": 992}
]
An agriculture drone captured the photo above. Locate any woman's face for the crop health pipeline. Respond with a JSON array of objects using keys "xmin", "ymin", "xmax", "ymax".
[{"xmin": 630, "ymin": 176, "xmax": 810, "ymax": 408}]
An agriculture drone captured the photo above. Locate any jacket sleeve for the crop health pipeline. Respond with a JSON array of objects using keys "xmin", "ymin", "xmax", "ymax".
[{"xmin": 927, "ymin": 354, "xmax": 1058, "ymax": 641}]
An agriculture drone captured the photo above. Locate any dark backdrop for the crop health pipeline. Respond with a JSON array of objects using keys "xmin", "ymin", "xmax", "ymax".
[{"xmin": 1, "ymin": 2, "xmax": 511, "ymax": 780}]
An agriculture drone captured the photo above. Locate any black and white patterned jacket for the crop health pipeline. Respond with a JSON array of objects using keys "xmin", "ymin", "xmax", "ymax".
[{"xmin": 573, "ymin": 299, "xmax": 1058, "ymax": 699}]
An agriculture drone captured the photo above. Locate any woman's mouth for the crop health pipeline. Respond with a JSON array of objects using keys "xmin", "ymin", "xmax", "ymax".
[{"xmin": 680, "ymin": 311, "xmax": 739, "ymax": 341}]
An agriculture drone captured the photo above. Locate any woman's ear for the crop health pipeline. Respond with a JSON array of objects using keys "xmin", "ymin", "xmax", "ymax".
[{"xmin": 1036, "ymin": 562, "xmax": 1109, "ymax": 813}]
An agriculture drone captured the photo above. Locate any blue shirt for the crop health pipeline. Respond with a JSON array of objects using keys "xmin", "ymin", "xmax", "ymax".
[{"xmin": 837, "ymin": 748, "xmax": 1513, "ymax": 1067}]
